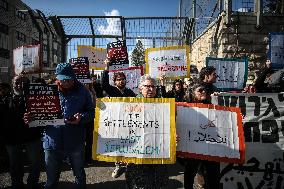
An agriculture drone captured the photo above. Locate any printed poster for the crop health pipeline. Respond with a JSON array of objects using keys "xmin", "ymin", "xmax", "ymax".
[
  {"xmin": 25, "ymin": 84, "xmax": 64, "ymax": 127},
  {"xmin": 93, "ymin": 97, "xmax": 176, "ymax": 164},
  {"xmin": 145, "ymin": 45, "xmax": 190, "ymax": 79},
  {"xmin": 70, "ymin": 57, "xmax": 92, "ymax": 83},
  {"xmin": 107, "ymin": 40, "xmax": 129, "ymax": 70}
]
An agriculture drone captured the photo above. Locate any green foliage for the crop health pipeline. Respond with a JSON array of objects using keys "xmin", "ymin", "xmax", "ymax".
[{"xmin": 131, "ymin": 40, "xmax": 146, "ymax": 66}]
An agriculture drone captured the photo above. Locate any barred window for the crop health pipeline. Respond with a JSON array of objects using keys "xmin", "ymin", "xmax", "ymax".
[
  {"xmin": 16, "ymin": 10, "xmax": 27, "ymax": 21},
  {"xmin": 16, "ymin": 31, "xmax": 27, "ymax": 42}
]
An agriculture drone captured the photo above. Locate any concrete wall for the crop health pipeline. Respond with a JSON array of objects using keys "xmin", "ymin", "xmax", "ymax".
[{"xmin": 191, "ymin": 12, "xmax": 284, "ymax": 74}]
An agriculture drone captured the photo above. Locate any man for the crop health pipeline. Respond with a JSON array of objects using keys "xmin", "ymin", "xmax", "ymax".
[
  {"xmin": 102, "ymin": 59, "xmax": 136, "ymax": 97},
  {"xmin": 42, "ymin": 63, "xmax": 94, "ymax": 189},
  {"xmin": 199, "ymin": 66, "xmax": 218, "ymax": 97},
  {"xmin": 2, "ymin": 76, "xmax": 42, "ymax": 189},
  {"xmin": 101, "ymin": 59, "xmax": 136, "ymax": 178}
]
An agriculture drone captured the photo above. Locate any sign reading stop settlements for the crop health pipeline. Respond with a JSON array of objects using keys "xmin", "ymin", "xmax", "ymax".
[
  {"xmin": 93, "ymin": 97, "xmax": 176, "ymax": 164},
  {"xmin": 176, "ymin": 103, "xmax": 245, "ymax": 164},
  {"xmin": 145, "ymin": 46, "xmax": 190, "ymax": 79},
  {"xmin": 108, "ymin": 67, "xmax": 143, "ymax": 94},
  {"xmin": 13, "ymin": 45, "xmax": 41, "ymax": 75},
  {"xmin": 206, "ymin": 57, "xmax": 248, "ymax": 91},
  {"xmin": 69, "ymin": 57, "xmax": 92, "ymax": 83},
  {"xmin": 25, "ymin": 84, "xmax": 64, "ymax": 127},
  {"xmin": 77, "ymin": 45, "xmax": 107, "ymax": 70}
]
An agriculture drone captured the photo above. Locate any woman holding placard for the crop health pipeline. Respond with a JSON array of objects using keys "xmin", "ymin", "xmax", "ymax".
[{"xmin": 183, "ymin": 83, "xmax": 220, "ymax": 189}]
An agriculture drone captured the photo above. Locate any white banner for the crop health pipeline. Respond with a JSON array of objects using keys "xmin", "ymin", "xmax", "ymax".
[
  {"xmin": 146, "ymin": 46, "xmax": 190, "ymax": 78},
  {"xmin": 212, "ymin": 93, "xmax": 284, "ymax": 189},
  {"xmin": 176, "ymin": 103, "xmax": 244, "ymax": 163},
  {"xmin": 13, "ymin": 45, "xmax": 40, "ymax": 75},
  {"xmin": 108, "ymin": 67, "xmax": 143, "ymax": 94}
]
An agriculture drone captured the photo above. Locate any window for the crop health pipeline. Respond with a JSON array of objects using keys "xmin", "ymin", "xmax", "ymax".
[
  {"xmin": 16, "ymin": 10, "xmax": 27, "ymax": 21},
  {"xmin": 0, "ymin": 0, "xmax": 8, "ymax": 11},
  {"xmin": 0, "ymin": 23, "xmax": 8, "ymax": 35},
  {"xmin": 0, "ymin": 47, "xmax": 10, "ymax": 59},
  {"xmin": 16, "ymin": 31, "xmax": 26, "ymax": 42}
]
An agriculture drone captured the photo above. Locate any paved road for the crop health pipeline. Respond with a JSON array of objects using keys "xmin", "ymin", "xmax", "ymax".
[{"xmin": 0, "ymin": 161, "xmax": 185, "ymax": 189}]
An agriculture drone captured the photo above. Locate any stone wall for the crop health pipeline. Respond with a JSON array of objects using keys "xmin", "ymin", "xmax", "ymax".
[{"xmin": 191, "ymin": 12, "xmax": 284, "ymax": 75}]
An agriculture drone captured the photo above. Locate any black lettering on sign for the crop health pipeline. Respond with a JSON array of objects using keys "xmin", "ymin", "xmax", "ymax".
[
  {"xmin": 263, "ymin": 98, "xmax": 280, "ymax": 118},
  {"xmin": 261, "ymin": 120, "xmax": 279, "ymax": 143},
  {"xmin": 243, "ymin": 122, "xmax": 260, "ymax": 142},
  {"xmin": 278, "ymin": 93, "xmax": 284, "ymax": 102},
  {"xmin": 248, "ymin": 96, "xmax": 260, "ymax": 116},
  {"xmin": 217, "ymin": 96, "xmax": 225, "ymax": 106}
]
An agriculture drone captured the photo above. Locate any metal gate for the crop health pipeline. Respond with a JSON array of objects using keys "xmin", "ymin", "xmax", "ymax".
[{"xmin": 49, "ymin": 16, "xmax": 193, "ymax": 61}]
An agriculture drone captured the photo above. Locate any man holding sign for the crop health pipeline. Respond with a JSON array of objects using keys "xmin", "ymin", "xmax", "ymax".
[{"xmin": 42, "ymin": 63, "xmax": 94, "ymax": 189}]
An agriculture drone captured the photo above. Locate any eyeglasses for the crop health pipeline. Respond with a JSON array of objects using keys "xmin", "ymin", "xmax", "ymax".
[{"xmin": 143, "ymin": 85, "xmax": 156, "ymax": 89}]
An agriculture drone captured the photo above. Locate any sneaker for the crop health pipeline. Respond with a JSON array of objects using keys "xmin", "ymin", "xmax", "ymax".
[{"xmin": 112, "ymin": 165, "xmax": 126, "ymax": 178}]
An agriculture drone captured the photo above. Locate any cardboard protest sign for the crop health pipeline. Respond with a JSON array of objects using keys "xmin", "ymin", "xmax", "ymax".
[
  {"xmin": 176, "ymin": 103, "xmax": 245, "ymax": 164},
  {"xmin": 269, "ymin": 32, "xmax": 284, "ymax": 69},
  {"xmin": 93, "ymin": 97, "xmax": 176, "ymax": 164},
  {"xmin": 13, "ymin": 45, "xmax": 41, "ymax": 75},
  {"xmin": 69, "ymin": 57, "xmax": 92, "ymax": 83},
  {"xmin": 78, "ymin": 45, "xmax": 107, "ymax": 70},
  {"xmin": 212, "ymin": 93, "xmax": 284, "ymax": 189},
  {"xmin": 25, "ymin": 84, "xmax": 64, "ymax": 127},
  {"xmin": 145, "ymin": 46, "xmax": 190, "ymax": 79},
  {"xmin": 107, "ymin": 40, "xmax": 129, "ymax": 70},
  {"xmin": 108, "ymin": 67, "xmax": 143, "ymax": 94},
  {"xmin": 206, "ymin": 57, "xmax": 248, "ymax": 91}
]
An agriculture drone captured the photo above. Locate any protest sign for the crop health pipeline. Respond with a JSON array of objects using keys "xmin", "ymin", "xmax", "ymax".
[
  {"xmin": 269, "ymin": 32, "xmax": 284, "ymax": 69},
  {"xmin": 93, "ymin": 97, "xmax": 176, "ymax": 164},
  {"xmin": 69, "ymin": 57, "xmax": 92, "ymax": 83},
  {"xmin": 13, "ymin": 45, "xmax": 41, "ymax": 75},
  {"xmin": 212, "ymin": 93, "xmax": 284, "ymax": 189},
  {"xmin": 176, "ymin": 103, "xmax": 245, "ymax": 164},
  {"xmin": 25, "ymin": 84, "xmax": 64, "ymax": 127},
  {"xmin": 78, "ymin": 45, "xmax": 107, "ymax": 70},
  {"xmin": 108, "ymin": 67, "xmax": 143, "ymax": 94},
  {"xmin": 107, "ymin": 40, "xmax": 129, "ymax": 70},
  {"xmin": 145, "ymin": 45, "xmax": 190, "ymax": 79},
  {"xmin": 206, "ymin": 57, "xmax": 248, "ymax": 91}
]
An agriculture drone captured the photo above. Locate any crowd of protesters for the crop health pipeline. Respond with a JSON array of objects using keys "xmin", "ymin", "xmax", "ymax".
[{"xmin": 0, "ymin": 58, "xmax": 284, "ymax": 189}]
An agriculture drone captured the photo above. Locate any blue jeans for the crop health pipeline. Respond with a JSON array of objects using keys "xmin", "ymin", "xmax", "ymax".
[
  {"xmin": 5, "ymin": 139, "xmax": 41, "ymax": 189},
  {"xmin": 44, "ymin": 148, "xmax": 86, "ymax": 189}
]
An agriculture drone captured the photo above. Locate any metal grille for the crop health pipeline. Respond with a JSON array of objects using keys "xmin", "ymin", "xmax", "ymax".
[{"xmin": 56, "ymin": 16, "xmax": 189, "ymax": 60}]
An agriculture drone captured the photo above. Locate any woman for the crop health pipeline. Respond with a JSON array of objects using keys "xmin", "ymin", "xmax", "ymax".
[
  {"xmin": 125, "ymin": 74, "xmax": 168, "ymax": 189},
  {"xmin": 165, "ymin": 79, "xmax": 185, "ymax": 102},
  {"xmin": 183, "ymin": 82, "xmax": 220, "ymax": 189}
]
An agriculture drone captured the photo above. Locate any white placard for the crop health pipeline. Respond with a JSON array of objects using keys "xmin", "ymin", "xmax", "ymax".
[
  {"xmin": 13, "ymin": 45, "xmax": 40, "ymax": 75},
  {"xmin": 78, "ymin": 46, "xmax": 107, "ymax": 70},
  {"xmin": 206, "ymin": 58, "xmax": 247, "ymax": 91}
]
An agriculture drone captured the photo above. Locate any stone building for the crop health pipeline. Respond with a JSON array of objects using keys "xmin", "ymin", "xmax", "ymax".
[{"xmin": 0, "ymin": 0, "xmax": 62, "ymax": 83}]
